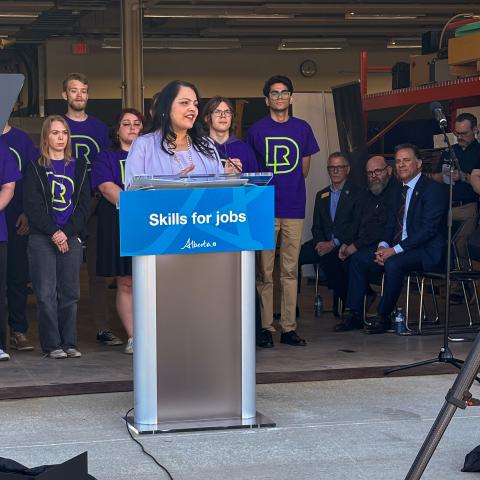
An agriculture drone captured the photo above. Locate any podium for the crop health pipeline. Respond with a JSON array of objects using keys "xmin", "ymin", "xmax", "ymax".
[{"xmin": 119, "ymin": 174, "xmax": 276, "ymax": 433}]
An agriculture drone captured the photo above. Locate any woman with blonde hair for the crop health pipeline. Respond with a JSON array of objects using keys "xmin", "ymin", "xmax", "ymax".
[{"xmin": 23, "ymin": 115, "xmax": 90, "ymax": 359}]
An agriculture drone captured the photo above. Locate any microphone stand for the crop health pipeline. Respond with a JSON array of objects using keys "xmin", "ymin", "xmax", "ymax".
[{"xmin": 385, "ymin": 124, "xmax": 470, "ymax": 376}]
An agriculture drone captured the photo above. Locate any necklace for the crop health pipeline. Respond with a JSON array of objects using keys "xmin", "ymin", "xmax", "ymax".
[{"xmin": 172, "ymin": 135, "xmax": 193, "ymax": 170}]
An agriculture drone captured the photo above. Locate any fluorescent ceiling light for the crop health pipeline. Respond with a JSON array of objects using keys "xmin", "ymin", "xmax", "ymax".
[
  {"xmin": 346, "ymin": 12, "xmax": 423, "ymax": 20},
  {"xmin": 0, "ymin": 13, "xmax": 39, "ymax": 18},
  {"xmin": 102, "ymin": 37, "xmax": 241, "ymax": 50},
  {"xmin": 278, "ymin": 38, "xmax": 347, "ymax": 51},
  {"xmin": 387, "ymin": 38, "xmax": 422, "ymax": 49},
  {"xmin": 145, "ymin": 10, "xmax": 292, "ymax": 19}
]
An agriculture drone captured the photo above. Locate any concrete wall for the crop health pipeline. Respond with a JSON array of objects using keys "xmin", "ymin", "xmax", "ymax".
[{"xmin": 45, "ymin": 38, "xmax": 411, "ymax": 99}]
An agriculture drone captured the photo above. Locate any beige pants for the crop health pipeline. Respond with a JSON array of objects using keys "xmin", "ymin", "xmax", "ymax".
[
  {"xmin": 453, "ymin": 202, "xmax": 478, "ymax": 267},
  {"xmin": 256, "ymin": 218, "xmax": 304, "ymax": 333}
]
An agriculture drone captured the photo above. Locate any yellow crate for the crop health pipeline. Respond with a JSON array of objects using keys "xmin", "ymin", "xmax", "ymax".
[{"xmin": 448, "ymin": 32, "xmax": 480, "ymax": 65}]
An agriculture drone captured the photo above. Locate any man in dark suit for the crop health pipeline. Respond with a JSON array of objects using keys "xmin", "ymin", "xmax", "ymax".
[
  {"xmin": 304, "ymin": 152, "xmax": 362, "ymax": 306},
  {"xmin": 342, "ymin": 143, "xmax": 448, "ymax": 334},
  {"xmin": 334, "ymin": 155, "xmax": 401, "ymax": 331}
]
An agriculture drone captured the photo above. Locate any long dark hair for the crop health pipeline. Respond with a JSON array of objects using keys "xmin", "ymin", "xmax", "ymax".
[
  {"xmin": 111, "ymin": 107, "xmax": 144, "ymax": 149},
  {"xmin": 147, "ymin": 80, "xmax": 215, "ymax": 157}
]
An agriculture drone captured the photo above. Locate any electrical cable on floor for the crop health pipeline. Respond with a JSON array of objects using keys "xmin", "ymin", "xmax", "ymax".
[{"xmin": 124, "ymin": 407, "xmax": 175, "ymax": 480}]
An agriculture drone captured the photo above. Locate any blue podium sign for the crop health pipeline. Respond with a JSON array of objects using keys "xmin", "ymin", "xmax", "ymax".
[{"xmin": 119, "ymin": 185, "xmax": 274, "ymax": 256}]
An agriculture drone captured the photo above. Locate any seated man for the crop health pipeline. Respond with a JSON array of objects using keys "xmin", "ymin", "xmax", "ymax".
[
  {"xmin": 308, "ymin": 152, "xmax": 362, "ymax": 305},
  {"xmin": 334, "ymin": 155, "xmax": 401, "ymax": 331},
  {"xmin": 342, "ymin": 143, "xmax": 448, "ymax": 334}
]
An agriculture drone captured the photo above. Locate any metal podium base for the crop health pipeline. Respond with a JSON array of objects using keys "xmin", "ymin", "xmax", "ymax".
[{"xmin": 126, "ymin": 412, "xmax": 275, "ymax": 435}]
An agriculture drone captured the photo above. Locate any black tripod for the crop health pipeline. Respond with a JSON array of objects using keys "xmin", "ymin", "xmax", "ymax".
[
  {"xmin": 385, "ymin": 119, "xmax": 469, "ymax": 377},
  {"xmin": 405, "ymin": 328, "xmax": 480, "ymax": 479}
]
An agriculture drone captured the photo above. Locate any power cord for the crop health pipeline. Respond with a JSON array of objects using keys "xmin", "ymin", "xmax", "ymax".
[{"xmin": 124, "ymin": 408, "xmax": 175, "ymax": 480}]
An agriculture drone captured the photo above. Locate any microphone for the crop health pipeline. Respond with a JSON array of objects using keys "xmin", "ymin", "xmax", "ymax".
[{"xmin": 430, "ymin": 101, "xmax": 447, "ymax": 128}]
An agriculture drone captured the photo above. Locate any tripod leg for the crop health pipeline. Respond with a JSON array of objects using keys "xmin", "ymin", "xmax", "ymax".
[
  {"xmin": 384, "ymin": 358, "xmax": 438, "ymax": 376},
  {"xmin": 405, "ymin": 331, "xmax": 480, "ymax": 480}
]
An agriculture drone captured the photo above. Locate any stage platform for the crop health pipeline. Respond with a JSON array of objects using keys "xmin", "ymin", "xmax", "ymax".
[{"xmin": 0, "ymin": 267, "xmax": 477, "ymax": 400}]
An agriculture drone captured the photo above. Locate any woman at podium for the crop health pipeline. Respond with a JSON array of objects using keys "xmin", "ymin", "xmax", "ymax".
[
  {"xmin": 92, "ymin": 108, "xmax": 144, "ymax": 355},
  {"xmin": 124, "ymin": 80, "xmax": 241, "ymax": 188}
]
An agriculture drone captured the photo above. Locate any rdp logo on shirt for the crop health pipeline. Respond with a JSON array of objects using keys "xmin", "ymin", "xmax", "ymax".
[
  {"xmin": 47, "ymin": 172, "xmax": 75, "ymax": 211},
  {"xmin": 71, "ymin": 135, "xmax": 101, "ymax": 164},
  {"xmin": 265, "ymin": 137, "xmax": 300, "ymax": 174}
]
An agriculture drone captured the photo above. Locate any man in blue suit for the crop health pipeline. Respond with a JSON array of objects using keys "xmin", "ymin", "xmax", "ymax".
[{"xmin": 341, "ymin": 143, "xmax": 448, "ymax": 334}]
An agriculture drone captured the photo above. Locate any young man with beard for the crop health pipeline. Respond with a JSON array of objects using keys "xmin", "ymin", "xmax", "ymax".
[
  {"xmin": 61, "ymin": 72, "xmax": 122, "ymax": 347},
  {"xmin": 247, "ymin": 75, "xmax": 319, "ymax": 348},
  {"xmin": 335, "ymin": 155, "xmax": 401, "ymax": 331},
  {"xmin": 342, "ymin": 144, "xmax": 447, "ymax": 334},
  {"xmin": 2, "ymin": 121, "xmax": 39, "ymax": 351}
]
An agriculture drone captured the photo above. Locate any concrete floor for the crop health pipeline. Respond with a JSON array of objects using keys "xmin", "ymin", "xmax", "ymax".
[{"xmin": 1, "ymin": 374, "xmax": 480, "ymax": 479}]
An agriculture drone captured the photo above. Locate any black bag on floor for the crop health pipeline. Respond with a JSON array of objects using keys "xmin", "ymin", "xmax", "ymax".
[
  {"xmin": 462, "ymin": 445, "xmax": 480, "ymax": 472},
  {"xmin": 0, "ymin": 452, "xmax": 96, "ymax": 479}
]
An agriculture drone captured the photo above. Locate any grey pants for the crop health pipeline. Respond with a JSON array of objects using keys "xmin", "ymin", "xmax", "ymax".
[{"xmin": 28, "ymin": 234, "xmax": 83, "ymax": 353}]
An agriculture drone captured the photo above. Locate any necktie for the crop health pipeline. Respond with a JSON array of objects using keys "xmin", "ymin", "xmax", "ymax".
[{"xmin": 393, "ymin": 185, "xmax": 409, "ymax": 245}]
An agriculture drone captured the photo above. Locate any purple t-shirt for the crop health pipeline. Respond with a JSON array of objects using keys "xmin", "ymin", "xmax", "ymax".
[
  {"xmin": 2, "ymin": 127, "xmax": 39, "ymax": 221},
  {"xmin": 63, "ymin": 115, "xmax": 111, "ymax": 168},
  {"xmin": 0, "ymin": 139, "xmax": 22, "ymax": 241},
  {"xmin": 46, "ymin": 159, "xmax": 76, "ymax": 228},
  {"xmin": 246, "ymin": 116, "xmax": 320, "ymax": 218},
  {"xmin": 91, "ymin": 149, "xmax": 127, "ymax": 191},
  {"xmin": 212, "ymin": 135, "xmax": 259, "ymax": 173}
]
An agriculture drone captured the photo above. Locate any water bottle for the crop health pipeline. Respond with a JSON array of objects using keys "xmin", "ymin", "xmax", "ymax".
[
  {"xmin": 314, "ymin": 294, "xmax": 323, "ymax": 317},
  {"xmin": 394, "ymin": 307, "xmax": 406, "ymax": 335}
]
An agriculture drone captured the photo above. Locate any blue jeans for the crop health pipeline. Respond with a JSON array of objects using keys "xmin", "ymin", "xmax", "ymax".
[{"xmin": 28, "ymin": 234, "xmax": 83, "ymax": 353}]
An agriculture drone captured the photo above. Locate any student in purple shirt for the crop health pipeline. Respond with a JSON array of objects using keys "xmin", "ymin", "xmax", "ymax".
[
  {"xmin": 0, "ymin": 139, "xmax": 21, "ymax": 361},
  {"xmin": 92, "ymin": 108, "xmax": 144, "ymax": 355},
  {"xmin": 61, "ymin": 72, "xmax": 122, "ymax": 347},
  {"xmin": 2, "ymin": 122, "xmax": 39, "ymax": 353},
  {"xmin": 247, "ymin": 75, "xmax": 320, "ymax": 349},
  {"xmin": 202, "ymin": 96, "xmax": 258, "ymax": 173},
  {"xmin": 23, "ymin": 115, "xmax": 90, "ymax": 359}
]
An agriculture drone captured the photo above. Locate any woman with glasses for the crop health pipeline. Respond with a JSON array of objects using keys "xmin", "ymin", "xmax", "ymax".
[
  {"xmin": 125, "ymin": 80, "xmax": 241, "ymax": 188},
  {"xmin": 202, "ymin": 96, "xmax": 258, "ymax": 173},
  {"xmin": 23, "ymin": 115, "xmax": 90, "ymax": 359},
  {"xmin": 92, "ymin": 108, "xmax": 144, "ymax": 355}
]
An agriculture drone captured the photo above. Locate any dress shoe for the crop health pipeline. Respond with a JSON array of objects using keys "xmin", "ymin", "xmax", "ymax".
[
  {"xmin": 334, "ymin": 310, "xmax": 363, "ymax": 332},
  {"xmin": 363, "ymin": 315, "xmax": 387, "ymax": 334},
  {"xmin": 280, "ymin": 330, "xmax": 306, "ymax": 346},
  {"xmin": 257, "ymin": 330, "xmax": 274, "ymax": 348}
]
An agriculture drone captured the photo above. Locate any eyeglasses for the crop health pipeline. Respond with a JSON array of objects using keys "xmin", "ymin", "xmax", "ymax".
[
  {"xmin": 269, "ymin": 90, "xmax": 291, "ymax": 100},
  {"xmin": 327, "ymin": 165, "xmax": 349, "ymax": 173},
  {"xmin": 366, "ymin": 166, "xmax": 388, "ymax": 177},
  {"xmin": 454, "ymin": 130, "xmax": 472, "ymax": 137},
  {"xmin": 121, "ymin": 121, "xmax": 142, "ymax": 129},
  {"xmin": 212, "ymin": 109, "xmax": 233, "ymax": 117}
]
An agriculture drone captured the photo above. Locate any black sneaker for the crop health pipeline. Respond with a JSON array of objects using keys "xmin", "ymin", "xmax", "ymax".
[
  {"xmin": 96, "ymin": 330, "xmax": 123, "ymax": 346},
  {"xmin": 280, "ymin": 330, "xmax": 306, "ymax": 346},
  {"xmin": 364, "ymin": 315, "xmax": 387, "ymax": 334},
  {"xmin": 334, "ymin": 310, "xmax": 363, "ymax": 332},
  {"xmin": 257, "ymin": 329, "xmax": 274, "ymax": 348}
]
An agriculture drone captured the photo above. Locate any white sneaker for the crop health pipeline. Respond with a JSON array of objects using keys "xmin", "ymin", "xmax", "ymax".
[
  {"xmin": 46, "ymin": 349, "xmax": 67, "ymax": 359},
  {"xmin": 65, "ymin": 348, "xmax": 82, "ymax": 358},
  {"xmin": 124, "ymin": 337, "xmax": 133, "ymax": 355},
  {"xmin": 0, "ymin": 349, "xmax": 10, "ymax": 361}
]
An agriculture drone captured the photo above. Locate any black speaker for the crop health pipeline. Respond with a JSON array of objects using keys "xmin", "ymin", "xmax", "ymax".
[
  {"xmin": 422, "ymin": 31, "xmax": 441, "ymax": 55},
  {"xmin": 392, "ymin": 62, "xmax": 410, "ymax": 90}
]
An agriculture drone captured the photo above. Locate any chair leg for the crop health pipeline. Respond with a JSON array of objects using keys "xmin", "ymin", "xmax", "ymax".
[
  {"xmin": 467, "ymin": 249, "xmax": 480, "ymax": 322},
  {"xmin": 416, "ymin": 275, "xmax": 427, "ymax": 322},
  {"xmin": 418, "ymin": 277, "xmax": 425, "ymax": 334},
  {"xmin": 431, "ymin": 279, "xmax": 439, "ymax": 323},
  {"xmin": 406, "ymin": 274, "xmax": 412, "ymax": 332},
  {"xmin": 462, "ymin": 280, "xmax": 473, "ymax": 326}
]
